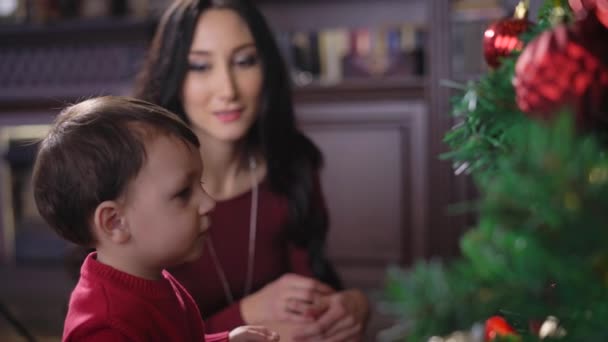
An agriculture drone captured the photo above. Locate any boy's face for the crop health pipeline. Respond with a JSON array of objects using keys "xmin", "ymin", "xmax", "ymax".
[{"xmin": 120, "ymin": 134, "xmax": 215, "ymax": 273}]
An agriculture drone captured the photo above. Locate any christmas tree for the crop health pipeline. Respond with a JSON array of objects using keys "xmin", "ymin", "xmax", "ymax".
[{"xmin": 380, "ymin": 1, "xmax": 608, "ymax": 341}]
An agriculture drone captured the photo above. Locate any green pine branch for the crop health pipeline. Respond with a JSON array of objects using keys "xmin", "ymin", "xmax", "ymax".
[{"xmin": 380, "ymin": 1, "xmax": 608, "ymax": 340}]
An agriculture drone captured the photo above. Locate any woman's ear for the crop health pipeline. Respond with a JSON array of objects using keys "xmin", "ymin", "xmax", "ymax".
[{"xmin": 93, "ymin": 201, "xmax": 130, "ymax": 244}]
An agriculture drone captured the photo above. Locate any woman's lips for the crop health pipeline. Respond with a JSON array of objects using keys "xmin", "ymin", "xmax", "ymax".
[{"xmin": 214, "ymin": 110, "xmax": 242, "ymax": 123}]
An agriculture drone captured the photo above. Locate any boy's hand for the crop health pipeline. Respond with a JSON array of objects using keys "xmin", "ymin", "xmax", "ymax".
[{"xmin": 229, "ymin": 325, "xmax": 280, "ymax": 341}]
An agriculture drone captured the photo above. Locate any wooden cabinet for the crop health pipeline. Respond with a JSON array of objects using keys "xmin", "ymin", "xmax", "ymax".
[
  {"xmin": 297, "ymin": 100, "xmax": 428, "ymax": 337},
  {"xmin": 298, "ymin": 101, "xmax": 428, "ymax": 285}
]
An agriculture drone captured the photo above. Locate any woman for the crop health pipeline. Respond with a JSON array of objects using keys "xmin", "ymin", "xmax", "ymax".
[{"xmin": 135, "ymin": 0, "xmax": 369, "ymax": 340}]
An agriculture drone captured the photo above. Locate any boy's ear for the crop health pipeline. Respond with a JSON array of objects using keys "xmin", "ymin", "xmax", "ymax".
[{"xmin": 93, "ymin": 201, "xmax": 130, "ymax": 244}]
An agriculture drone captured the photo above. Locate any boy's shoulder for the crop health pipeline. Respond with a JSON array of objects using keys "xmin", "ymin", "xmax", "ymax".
[
  {"xmin": 63, "ymin": 276, "xmax": 140, "ymax": 341},
  {"xmin": 63, "ymin": 255, "xmax": 200, "ymax": 341},
  {"xmin": 65, "ymin": 262, "xmax": 151, "ymax": 335}
]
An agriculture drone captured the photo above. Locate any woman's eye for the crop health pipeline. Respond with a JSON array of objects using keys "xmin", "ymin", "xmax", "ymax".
[
  {"xmin": 188, "ymin": 62, "xmax": 211, "ymax": 72},
  {"xmin": 235, "ymin": 54, "xmax": 259, "ymax": 67}
]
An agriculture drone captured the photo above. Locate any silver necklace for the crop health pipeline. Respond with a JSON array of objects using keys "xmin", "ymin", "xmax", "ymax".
[{"xmin": 206, "ymin": 155, "xmax": 258, "ymax": 304}]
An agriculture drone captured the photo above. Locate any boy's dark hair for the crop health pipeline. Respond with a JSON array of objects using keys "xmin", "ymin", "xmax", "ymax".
[{"xmin": 32, "ymin": 96, "xmax": 199, "ymax": 247}]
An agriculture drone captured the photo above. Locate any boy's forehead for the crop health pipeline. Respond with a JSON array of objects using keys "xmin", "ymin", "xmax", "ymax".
[
  {"xmin": 129, "ymin": 123, "xmax": 188, "ymax": 148},
  {"xmin": 129, "ymin": 134, "xmax": 201, "ymax": 189},
  {"xmin": 127, "ymin": 121, "xmax": 166, "ymax": 139},
  {"xmin": 143, "ymin": 132, "xmax": 199, "ymax": 163}
]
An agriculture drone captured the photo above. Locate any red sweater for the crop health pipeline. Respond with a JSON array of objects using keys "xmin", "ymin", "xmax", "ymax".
[
  {"xmin": 63, "ymin": 252, "xmax": 229, "ymax": 342},
  {"xmin": 170, "ymin": 178, "xmax": 322, "ymax": 332}
]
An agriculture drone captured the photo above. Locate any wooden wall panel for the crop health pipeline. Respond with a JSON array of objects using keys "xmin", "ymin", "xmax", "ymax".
[
  {"xmin": 296, "ymin": 100, "xmax": 427, "ymax": 339},
  {"xmin": 310, "ymin": 127, "xmax": 403, "ymax": 262},
  {"xmin": 296, "ymin": 100, "xmax": 428, "ymax": 289}
]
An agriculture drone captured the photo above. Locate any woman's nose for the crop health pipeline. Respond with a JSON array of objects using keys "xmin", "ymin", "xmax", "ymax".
[{"xmin": 215, "ymin": 64, "xmax": 237, "ymax": 101}]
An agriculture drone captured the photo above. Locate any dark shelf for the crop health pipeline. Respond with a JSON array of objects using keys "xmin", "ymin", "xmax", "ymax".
[
  {"xmin": 293, "ymin": 76, "xmax": 426, "ymax": 102},
  {"xmin": 0, "ymin": 17, "xmax": 156, "ymax": 45},
  {"xmin": 256, "ymin": 0, "xmax": 360, "ymax": 3}
]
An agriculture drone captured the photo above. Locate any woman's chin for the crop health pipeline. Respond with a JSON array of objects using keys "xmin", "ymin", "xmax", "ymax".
[
  {"xmin": 213, "ymin": 130, "xmax": 251, "ymax": 143},
  {"xmin": 199, "ymin": 121, "xmax": 255, "ymax": 143}
]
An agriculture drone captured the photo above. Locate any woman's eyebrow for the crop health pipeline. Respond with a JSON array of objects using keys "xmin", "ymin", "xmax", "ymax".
[{"xmin": 189, "ymin": 42, "xmax": 256, "ymax": 56}]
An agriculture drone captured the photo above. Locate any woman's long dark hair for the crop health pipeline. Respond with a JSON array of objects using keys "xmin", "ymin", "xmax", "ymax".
[{"xmin": 134, "ymin": 0, "xmax": 341, "ymax": 289}]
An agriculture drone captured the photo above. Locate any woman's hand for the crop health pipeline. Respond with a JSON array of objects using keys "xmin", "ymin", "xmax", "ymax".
[
  {"xmin": 241, "ymin": 273, "xmax": 335, "ymax": 324},
  {"xmin": 292, "ymin": 289, "xmax": 369, "ymax": 342},
  {"xmin": 228, "ymin": 325, "xmax": 280, "ymax": 342}
]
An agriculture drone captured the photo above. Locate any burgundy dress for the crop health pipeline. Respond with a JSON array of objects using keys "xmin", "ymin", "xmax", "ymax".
[{"xmin": 169, "ymin": 178, "xmax": 324, "ymax": 332}]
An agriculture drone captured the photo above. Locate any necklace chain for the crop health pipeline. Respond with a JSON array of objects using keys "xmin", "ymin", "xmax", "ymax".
[{"xmin": 206, "ymin": 155, "xmax": 258, "ymax": 304}]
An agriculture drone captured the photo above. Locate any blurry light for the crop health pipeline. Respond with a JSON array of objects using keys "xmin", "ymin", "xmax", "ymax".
[
  {"xmin": 563, "ymin": 192, "xmax": 580, "ymax": 211},
  {"xmin": 445, "ymin": 332, "xmax": 470, "ymax": 342},
  {"xmin": 539, "ymin": 316, "xmax": 567, "ymax": 339},
  {"xmin": 589, "ymin": 166, "xmax": 608, "ymax": 184},
  {"xmin": 515, "ymin": 238, "xmax": 527, "ymax": 251},
  {"xmin": 0, "ymin": 0, "xmax": 17, "ymax": 16},
  {"xmin": 507, "ymin": 37, "xmax": 519, "ymax": 51}
]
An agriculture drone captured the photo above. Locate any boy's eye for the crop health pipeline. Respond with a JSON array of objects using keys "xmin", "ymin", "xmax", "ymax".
[
  {"xmin": 187, "ymin": 62, "xmax": 210, "ymax": 72},
  {"xmin": 176, "ymin": 186, "xmax": 192, "ymax": 200}
]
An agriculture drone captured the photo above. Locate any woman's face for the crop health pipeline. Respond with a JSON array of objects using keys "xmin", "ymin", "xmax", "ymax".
[{"xmin": 181, "ymin": 8, "xmax": 263, "ymax": 144}]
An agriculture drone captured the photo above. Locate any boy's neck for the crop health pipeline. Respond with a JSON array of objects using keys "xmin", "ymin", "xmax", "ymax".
[{"xmin": 95, "ymin": 248, "xmax": 163, "ymax": 281}]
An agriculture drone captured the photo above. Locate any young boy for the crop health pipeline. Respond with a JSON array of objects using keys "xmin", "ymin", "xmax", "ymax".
[{"xmin": 32, "ymin": 96, "xmax": 279, "ymax": 342}]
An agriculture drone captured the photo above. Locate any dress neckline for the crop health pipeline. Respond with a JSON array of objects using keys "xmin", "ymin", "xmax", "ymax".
[{"xmin": 214, "ymin": 177, "xmax": 267, "ymax": 204}]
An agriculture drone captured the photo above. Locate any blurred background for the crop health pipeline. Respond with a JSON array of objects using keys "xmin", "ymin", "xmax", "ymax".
[{"xmin": 0, "ymin": 0, "xmax": 540, "ymax": 341}]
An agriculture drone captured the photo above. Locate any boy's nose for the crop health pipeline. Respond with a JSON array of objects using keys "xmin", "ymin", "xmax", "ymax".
[
  {"xmin": 200, "ymin": 216, "xmax": 211, "ymax": 233},
  {"xmin": 199, "ymin": 191, "xmax": 216, "ymax": 216}
]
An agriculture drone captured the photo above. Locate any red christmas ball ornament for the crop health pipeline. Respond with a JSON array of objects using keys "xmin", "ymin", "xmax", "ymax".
[
  {"xmin": 512, "ymin": 23, "xmax": 608, "ymax": 128},
  {"xmin": 483, "ymin": 17, "xmax": 532, "ymax": 68},
  {"xmin": 485, "ymin": 316, "xmax": 519, "ymax": 341},
  {"xmin": 569, "ymin": 0, "xmax": 608, "ymax": 29}
]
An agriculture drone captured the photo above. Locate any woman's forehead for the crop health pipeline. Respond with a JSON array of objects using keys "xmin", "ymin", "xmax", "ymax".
[{"xmin": 190, "ymin": 8, "xmax": 254, "ymax": 51}]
